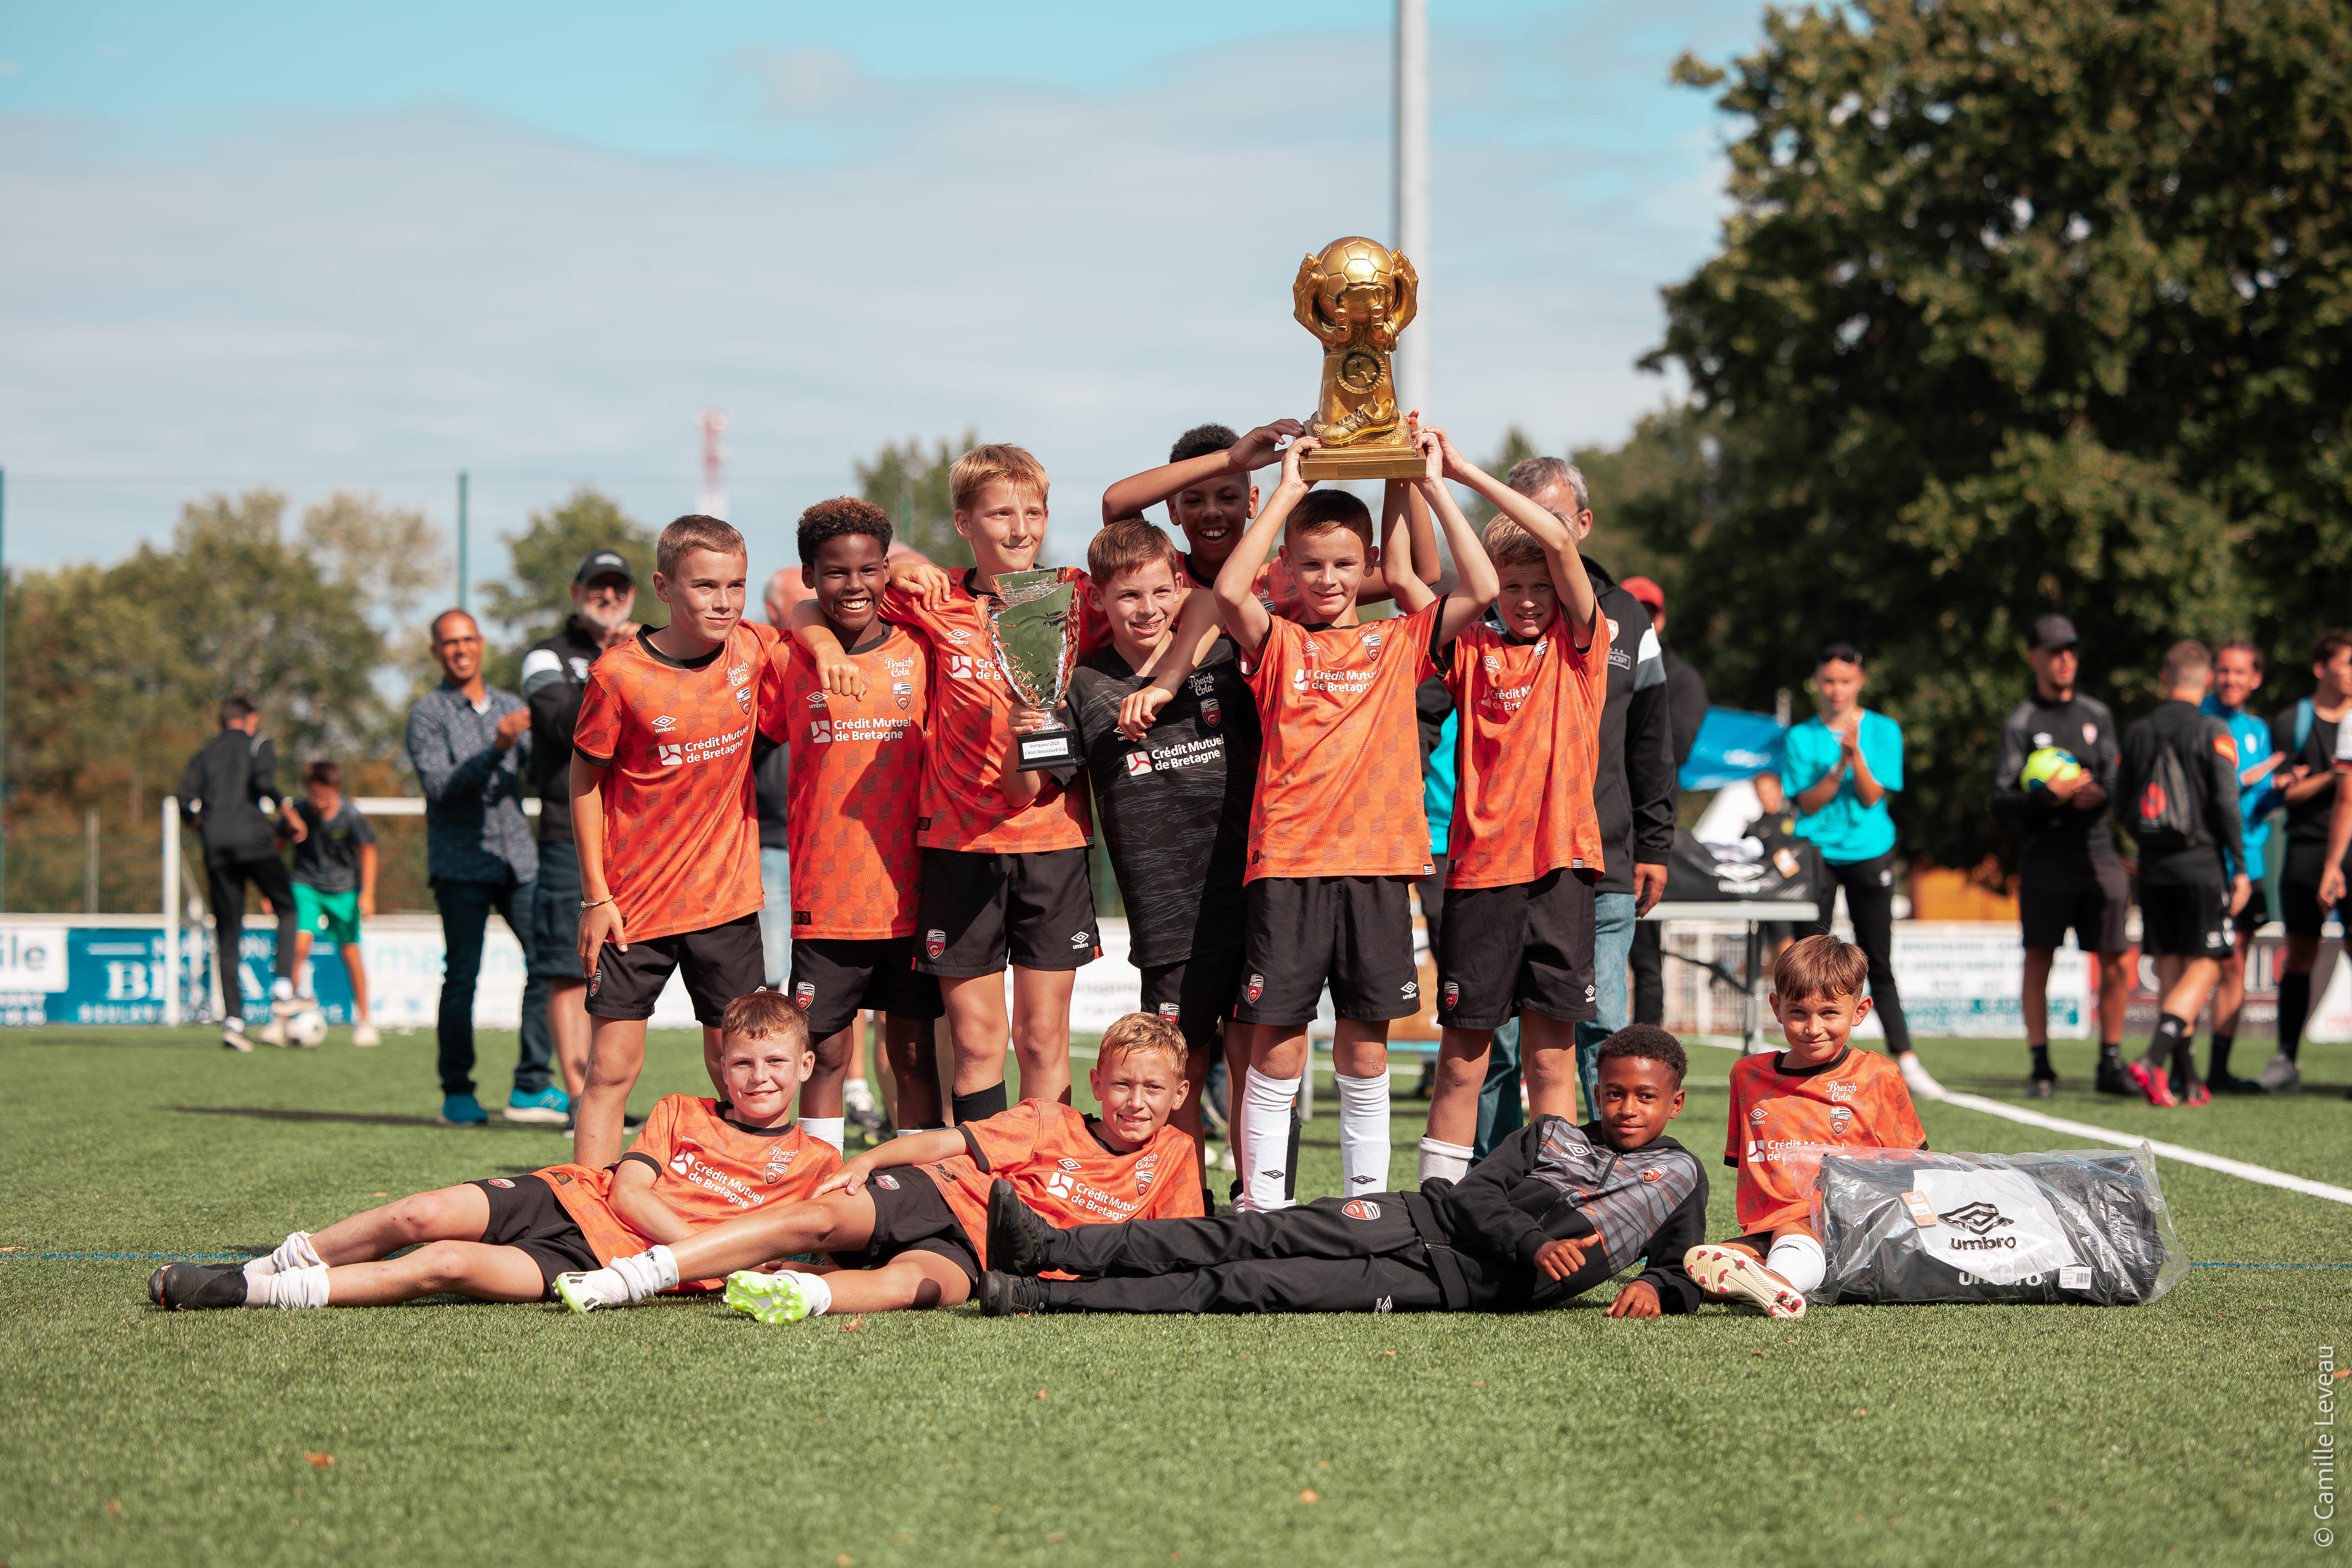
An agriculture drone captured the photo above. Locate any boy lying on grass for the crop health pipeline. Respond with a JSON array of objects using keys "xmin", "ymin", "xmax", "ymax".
[
  {"xmin": 553, "ymin": 1012, "xmax": 1202, "ymax": 1321},
  {"xmin": 976, "ymin": 1026, "xmax": 1707, "ymax": 1318},
  {"xmin": 147, "ymin": 991, "xmax": 840, "ymax": 1311},
  {"xmin": 1682, "ymin": 934, "xmax": 1929, "ymax": 1319}
]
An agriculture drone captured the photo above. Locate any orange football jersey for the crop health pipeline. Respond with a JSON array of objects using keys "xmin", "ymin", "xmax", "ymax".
[
  {"xmin": 1178, "ymin": 551, "xmax": 1325, "ymax": 623},
  {"xmin": 1240, "ymin": 601, "xmax": 1442, "ymax": 881},
  {"xmin": 910, "ymin": 1099, "xmax": 1202, "ymax": 1270},
  {"xmin": 1442, "ymin": 607, "xmax": 1610, "ymax": 888},
  {"xmin": 533, "ymin": 1093, "xmax": 844, "ymax": 1290},
  {"xmin": 1724, "ymin": 1044, "xmax": 1928, "ymax": 1233},
  {"xmin": 880, "ymin": 569, "xmax": 1105, "ymax": 854},
  {"xmin": 781, "ymin": 626, "xmax": 928, "ymax": 938},
  {"xmin": 572, "ymin": 622, "xmax": 782, "ymax": 942}
]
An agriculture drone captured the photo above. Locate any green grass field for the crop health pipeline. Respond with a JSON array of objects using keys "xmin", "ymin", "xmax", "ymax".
[{"xmin": 4, "ymin": 1027, "xmax": 2347, "ymax": 1568}]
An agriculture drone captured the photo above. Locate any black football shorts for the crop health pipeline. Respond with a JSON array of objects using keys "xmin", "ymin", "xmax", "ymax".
[
  {"xmin": 788, "ymin": 935, "xmax": 945, "ymax": 1040},
  {"xmin": 1435, "ymin": 868, "xmax": 1599, "ymax": 1031},
  {"xmin": 2138, "ymin": 882, "xmax": 2229, "ymax": 959},
  {"xmin": 585, "ymin": 913, "xmax": 765, "ymax": 1025},
  {"xmin": 1140, "ymin": 945, "xmax": 1245, "ymax": 1051},
  {"xmin": 1233, "ymin": 876, "xmax": 1418, "ymax": 1027},
  {"xmin": 914, "ymin": 847, "xmax": 1100, "ymax": 978}
]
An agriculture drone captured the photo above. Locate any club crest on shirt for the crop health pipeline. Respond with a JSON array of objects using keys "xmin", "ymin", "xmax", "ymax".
[
  {"xmin": 488, "ymin": 1178, "xmax": 515, "ymax": 1189},
  {"xmin": 1134, "ymin": 1153, "xmax": 1157, "ymax": 1193},
  {"xmin": 1246, "ymin": 972, "xmax": 1265, "ymax": 1004},
  {"xmin": 1201, "ymin": 697, "xmax": 1221, "ymax": 728},
  {"xmin": 926, "ymin": 929, "xmax": 946, "ymax": 959},
  {"xmin": 734, "ymin": 685, "xmax": 752, "ymax": 710},
  {"xmin": 1829, "ymin": 1106, "xmax": 1853, "ymax": 1135},
  {"xmin": 762, "ymin": 1147, "xmax": 798, "ymax": 1184},
  {"xmin": 2083, "ymin": 723, "xmax": 2099, "ymax": 745},
  {"xmin": 874, "ymin": 1172, "xmax": 900, "ymax": 1190},
  {"xmin": 1156, "ymin": 1002, "xmax": 1181, "ymax": 1019},
  {"xmin": 893, "ymin": 681, "xmax": 912, "ymax": 710},
  {"xmin": 794, "ymin": 981, "xmax": 816, "ymax": 1008},
  {"xmin": 1363, "ymin": 629, "xmax": 1381, "ymax": 662},
  {"xmin": 1342, "ymin": 1199, "xmax": 1381, "ymax": 1221}
]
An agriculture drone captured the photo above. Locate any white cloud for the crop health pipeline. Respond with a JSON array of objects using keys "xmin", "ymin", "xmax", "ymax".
[{"xmin": 0, "ymin": 26, "xmax": 1731, "ymax": 575}]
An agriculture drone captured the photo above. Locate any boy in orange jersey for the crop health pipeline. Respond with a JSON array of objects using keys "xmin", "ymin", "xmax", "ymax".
[
  {"xmin": 1209, "ymin": 425, "xmax": 1499, "ymax": 1211},
  {"xmin": 1100, "ymin": 419, "xmax": 1436, "ymax": 615},
  {"xmin": 569, "ymin": 515, "xmax": 788, "ymax": 1170},
  {"xmin": 780, "ymin": 497, "xmax": 945, "ymax": 1145},
  {"xmin": 1415, "ymin": 429, "xmax": 1609, "ymax": 1184},
  {"xmin": 147, "ymin": 991, "xmax": 840, "ymax": 1310},
  {"xmin": 553, "ymin": 1011, "xmax": 1202, "ymax": 1320},
  {"xmin": 1684, "ymin": 935, "xmax": 1929, "ymax": 1318},
  {"xmin": 790, "ymin": 445, "xmax": 1106, "ymax": 1126}
]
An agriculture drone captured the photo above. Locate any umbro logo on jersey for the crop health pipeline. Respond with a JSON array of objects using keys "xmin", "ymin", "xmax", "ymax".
[
  {"xmin": 651, "ymin": 715, "xmax": 678, "ymax": 732},
  {"xmin": 1070, "ymin": 930, "xmax": 1092, "ymax": 949},
  {"xmin": 944, "ymin": 627, "xmax": 973, "ymax": 643},
  {"xmin": 1259, "ymin": 1168, "xmax": 1285, "ymax": 1182},
  {"xmin": 1483, "ymin": 654, "xmax": 1501, "ymax": 674},
  {"xmin": 1342, "ymin": 1198, "xmax": 1381, "ymax": 1220},
  {"xmin": 657, "ymin": 743, "xmax": 683, "ymax": 766},
  {"xmin": 806, "ymin": 690, "xmax": 827, "ymax": 709},
  {"xmin": 1058, "ymin": 1158, "xmax": 1082, "ymax": 1170},
  {"xmin": 1750, "ymin": 1106, "xmax": 1769, "ymax": 1123}
]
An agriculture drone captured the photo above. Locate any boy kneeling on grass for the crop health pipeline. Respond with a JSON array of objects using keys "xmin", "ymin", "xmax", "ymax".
[
  {"xmin": 554, "ymin": 1012, "xmax": 1204, "ymax": 1322},
  {"xmin": 147, "ymin": 992, "xmax": 840, "ymax": 1311},
  {"xmin": 1683, "ymin": 934, "xmax": 1929, "ymax": 1319},
  {"xmin": 977, "ymin": 1026, "xmax": 1706, "ymax": 1318}
]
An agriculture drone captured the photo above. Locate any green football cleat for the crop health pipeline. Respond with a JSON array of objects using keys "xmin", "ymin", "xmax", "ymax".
[
  {"xmin": 724, "ymin": 1269, "xmax": 821, "ymax": 1325},
  {"xmin": 553, "ymin": 1270, "xmax": 625, "ymax": 1315}
]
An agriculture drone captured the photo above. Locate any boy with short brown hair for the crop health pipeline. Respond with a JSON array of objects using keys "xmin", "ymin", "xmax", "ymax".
[
  {"xmin": 1684, "ymin": 934, "xmax": 1928, "ymax": 1318},
  {"xmin": 569, "ymin": 515, "xmax": 788, "ymax": 1168},
  {"xmin": 1209, "ymin": 426, "xmax": 1498, "ymax": 1211},
  {"xmin": 554, "ymin": 1011, "xmax": 1202, "ymax": 1320}
]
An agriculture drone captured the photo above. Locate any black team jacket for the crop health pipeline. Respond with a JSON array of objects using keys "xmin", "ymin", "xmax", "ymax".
[
  {"xmin": 177, "ymin": 729, "xmax": 282, "ymax": 866},
  {"xmin": 1412, "ymin": 1114, "xmax": 1708, "ymax": 1313},
  {"xmin": 519, "ymin": 616, "xmax": 606, "ymax": 847}
]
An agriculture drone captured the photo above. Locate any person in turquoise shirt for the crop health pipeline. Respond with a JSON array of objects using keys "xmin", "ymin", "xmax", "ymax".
[
  {"xmin": 2200, "ymin": 638, "xmax": 2288, "ymax": 1092},
  {"xmin": 1780, "ymin": 643, "xmax": 1941, "ymax": 1099}
]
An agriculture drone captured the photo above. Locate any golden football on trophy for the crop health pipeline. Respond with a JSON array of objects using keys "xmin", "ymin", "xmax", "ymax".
[{"xmin": 1293, "ymin": 236, "xmax": 1424, "ymax": 481}]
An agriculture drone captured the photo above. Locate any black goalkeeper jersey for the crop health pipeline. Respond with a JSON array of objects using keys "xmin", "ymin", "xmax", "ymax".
[{"xmin": 1066, "ymin": 637, "xmax": 1261, "ymax": 969}]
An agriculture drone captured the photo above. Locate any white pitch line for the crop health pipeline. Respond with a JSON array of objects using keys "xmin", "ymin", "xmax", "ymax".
[{"xmin": 1935, "ymin": 1091, "xmax": 2352, "ymax": 1207}]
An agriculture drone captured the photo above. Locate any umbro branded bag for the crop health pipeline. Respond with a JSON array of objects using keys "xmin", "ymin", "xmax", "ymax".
[{"xmin": 1806, "ymin": 1146, "xmax": 2186, "ymax": 1307}]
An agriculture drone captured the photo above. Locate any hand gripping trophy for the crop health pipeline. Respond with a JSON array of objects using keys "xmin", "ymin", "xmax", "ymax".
[{"xmin": 1292, "ymin": 236, "xmax": 1425, "ymax": 480}]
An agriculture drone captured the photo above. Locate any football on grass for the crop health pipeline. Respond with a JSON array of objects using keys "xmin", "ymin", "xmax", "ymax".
[{"xmin": 286, "ymin": 1009, "xmax": 329, "ymax": 1048}]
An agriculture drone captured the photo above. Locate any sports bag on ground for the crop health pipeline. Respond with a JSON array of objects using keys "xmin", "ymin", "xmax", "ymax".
[{"xmin": 1806, "ymin": 1146, "xmax": 2187, "ymax": 1307}]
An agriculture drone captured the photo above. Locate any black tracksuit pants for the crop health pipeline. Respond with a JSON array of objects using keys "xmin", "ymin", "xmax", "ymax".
[
  {"xmin": 208, "ymin": 856, "xmax": 298, "ymax": 1022},
  {"xmin": 1801, "ymin": 851, "xmax": 1912, "ymax": 1056},
  {"xmin": 1033, "ymin": 1194, "xmax": 1612, "ymax": 1314}
]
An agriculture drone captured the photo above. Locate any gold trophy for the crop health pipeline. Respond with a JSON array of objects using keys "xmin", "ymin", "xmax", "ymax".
[
  {"xmin": 989, "ymin": 569, "xmax": 1082, "ymax": 771},
  {"xmin": 1293, "ymin": 236, "xmax": 1425, "ymax": 481}
]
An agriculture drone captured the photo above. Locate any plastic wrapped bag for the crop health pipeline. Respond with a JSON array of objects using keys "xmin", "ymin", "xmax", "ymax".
[{"xmin": 1807, "ymin": 1145, "xmax": 2188, "ymax": 1307}]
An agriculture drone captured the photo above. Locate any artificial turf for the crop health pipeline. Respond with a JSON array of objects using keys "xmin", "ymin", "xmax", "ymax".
[{"xmin": 2, "ymin": 1027, "xmax": 2346, "ymax": 1568}]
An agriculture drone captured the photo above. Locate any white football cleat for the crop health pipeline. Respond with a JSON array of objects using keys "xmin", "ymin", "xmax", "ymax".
[
  {"xmin": 1684, "ymin": 1245, "xmax": 1807, "ymax": 1318},
  {"xmin": 351, "ymin": 1022, "xmax": 381, "ymax": 1048},
  {"xmin": 1897, "ymin": 1051, "xmax": 1946, "ymax": 1101}
]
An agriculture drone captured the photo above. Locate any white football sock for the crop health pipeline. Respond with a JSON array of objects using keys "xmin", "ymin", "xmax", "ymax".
[
  {"xmin": 788, "ymin": 1270, "xmax": 834, "ymax": 1317},
  {"xmin": 247, "ymin": 1230, "xmax": 323, "ymax": 1279},
  {"xmin": 896, "ymin": 1125, "xmax": 946, "ymax": 1138},
  {"xmin": 248, "ymin": 1263, "xmax": 330, "ymax": 1308},
  {"xmin": 1766, "ymin": 1233, "xmax": 1826, "ymax": 1295},
  {"xmin": 800, "ymin": 1117, "xmax": 846, "ymax": 1154},
  {"xmin": 1237, "ymin": 1068, "xmax": 1302, "ymax": 1211},
  {"xmin": 610, "ymin": 1245, "xmax": 681, "ymax": 1303},
  {"xmin": 1336, "ymin": 1072, "xmax": 1391, "ymax": 1195},
  {"xmin": 1416, "ymin": 1136, "xmax": 1473, "ymax": 1184}
]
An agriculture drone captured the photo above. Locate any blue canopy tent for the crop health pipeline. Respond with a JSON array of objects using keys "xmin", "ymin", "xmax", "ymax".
[{"xmin": 1678, "ymin": 706, "xmax": 1788, "ymax": 791}]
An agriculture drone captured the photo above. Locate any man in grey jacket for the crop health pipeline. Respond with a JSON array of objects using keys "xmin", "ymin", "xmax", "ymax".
[
  {"xmin": 405, "ymin": 610, "xmax": 538, "ymax": 1126},
  {"xmin": 178, "ymin": 695, "xmax": 302, "ymax": 1050}
]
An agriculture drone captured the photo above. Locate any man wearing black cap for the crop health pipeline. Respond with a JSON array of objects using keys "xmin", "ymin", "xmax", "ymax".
[
  {"xmin": 1992, "ymin": 613, "xmax": 2131, "ymax": 1097},
  {"xmin": 516, "ymin": 552, "xmax": 640, "ymax": 1126}
]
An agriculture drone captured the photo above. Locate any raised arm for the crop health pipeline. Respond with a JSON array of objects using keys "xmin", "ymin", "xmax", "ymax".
[
  {"xmin": 1101, "ymin": 420, "xmax": 1303, "ymax": 525},
  {"xmin": 1406, "ymin": 428, "xmax": 1499, "ymax": 644},
  {"xmin": 1215, "ymin": 439, "xmax": 1320, "ymax": 656},
  {"xmin": 1433, "ymin": 429, "xmax": 1595, "ymax": 648}
]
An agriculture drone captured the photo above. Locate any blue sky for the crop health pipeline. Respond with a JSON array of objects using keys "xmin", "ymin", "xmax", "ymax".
[{"xmin": 0, "ymin": 1, "xmax": 1760, "ymax": 592}]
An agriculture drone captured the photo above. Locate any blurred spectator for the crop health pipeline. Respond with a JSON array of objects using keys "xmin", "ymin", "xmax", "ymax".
[
  {"xmin": 178, "ymin": 694, "xmax": 302, "ymax": 1050},
  {"xmin": 405, "ymin": 610, "xmax": 535, "ymax": 1127},
  {"xmin": 1620, "ymin": 575, "xmax": 1707, "ymax": 1027},
  {"xmin": 2263, "ymin": 630, "xmax": 2352, "ymax": 1094},
  {"xmin": 2200, "ymin": 638, "xmax": 2287, "ymax": 1093}
]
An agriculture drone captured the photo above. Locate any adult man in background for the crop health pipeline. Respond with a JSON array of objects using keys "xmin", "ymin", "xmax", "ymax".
[
  {"xmin": 518, "ymin": 552, "xmax": 639, "ymax": 1126},
  {"xmin": 2201, "ymin": 639, "xmax": 2287, "ymax": 1094},
  {"xmin": 179, "ymin": 695, "xmax": 303, "ymax": 1050},
  {"xmin": 1472, "ymin": 457, "xmax": 1673, "ymax": 1156},
  {"xmin": 2265, "ymin": 631, "xmax": 2352, "ymax": 1093},
  {"xmin": 2112, "ymin": 640, "xmax": 2248, "ymax": 1107},
  {"xmin": 1992, "ymin": 614, "xmax": 2131, "ymax": 1098},
  {"xmin": 1620, "ymin": 575, "xmax": 1706, "ymax": 1029},
  {"xmin": 406, "ymin": 610, "xmax": 538, "ymax": 1126}
]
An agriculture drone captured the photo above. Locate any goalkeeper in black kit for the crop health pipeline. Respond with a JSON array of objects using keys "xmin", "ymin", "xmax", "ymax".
[{"xmin": 980, "ymin": 1027, "xmax": 1706, "ymax": 1318}]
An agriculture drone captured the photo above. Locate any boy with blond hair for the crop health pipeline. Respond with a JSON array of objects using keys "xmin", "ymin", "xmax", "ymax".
[
  {"xmin": 1415, "ymin": 430, "xmax": 1609, "ymax": 1183},
  {"xmin": 554, "ymin": 1012, "xmax": 1202, "ymax": 1320},
  {"xmin": 570, "ymin": 515, "xmax": 788, "ymax": 1168},
  {"xmin": 147, "ymin": 991, "xmax": 841, "ymax": 1310},
  {"xmin": 1684, "ymin": 935, "xmax": 1928, "ymax": 1318},
  {"xmin": 1208, "ymin": 426, "xmax": 1498, "ymax": 1211},
  {"xmin": 791, "ymin": 446, "xmax": 1107, "ymax": 1125}
]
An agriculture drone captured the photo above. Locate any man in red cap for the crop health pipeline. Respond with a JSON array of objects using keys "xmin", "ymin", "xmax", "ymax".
[{"xmin": 1619, "ymin": 576, "xmax": 1707, "ymax": 1028}]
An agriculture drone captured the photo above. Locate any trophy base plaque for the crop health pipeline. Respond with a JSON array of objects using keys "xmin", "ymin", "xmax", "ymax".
[
  {"xmin": 1299, "ymin": 442, "xmax": 1428, "ymax": 481},
  {"xmin": 1015, "ymin": 725, "xmax": 1078, "ymax": 772}
]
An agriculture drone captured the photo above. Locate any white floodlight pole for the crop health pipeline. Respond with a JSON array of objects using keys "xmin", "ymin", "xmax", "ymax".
[{"xmin": 1394, "ymin": 0, "xmax": 1430, "ymax": 422}]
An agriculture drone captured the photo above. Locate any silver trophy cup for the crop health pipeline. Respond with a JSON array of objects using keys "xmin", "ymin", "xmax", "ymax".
[{"xmin": 988, "ymin": 569, "xmax": 1081, "ymax": 771}]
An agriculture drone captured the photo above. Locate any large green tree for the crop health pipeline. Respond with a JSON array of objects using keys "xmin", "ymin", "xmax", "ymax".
[
  {"xmin": 1645, "ymin": 0, "xmax": 2352, "ymax": 871},
  {"xmin": 476, "ymin": 488, "xmax": 660, "ymax": 690},
  {"xmin": 856, "ymin": 434, "xmax": 978, "ymax": 570}
]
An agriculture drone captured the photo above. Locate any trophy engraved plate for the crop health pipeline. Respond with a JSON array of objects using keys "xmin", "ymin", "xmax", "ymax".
[
  {"xmin": 989, "ymin": 569, "xmax": 1081, "ymax": 772},
  {"xmin": 1293, "ymin": 236, "xmax": 1426, "ymax": 481}
]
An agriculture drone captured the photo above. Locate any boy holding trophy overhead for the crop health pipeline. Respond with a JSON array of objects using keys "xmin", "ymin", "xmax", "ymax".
[
  {"xmin": 1208, "ymin": 422, "xmax": 1499, "ymax": 1212},
  {"xmin": 788, "ymin": 445, "xmax": 1105, "ymax": 1123}
]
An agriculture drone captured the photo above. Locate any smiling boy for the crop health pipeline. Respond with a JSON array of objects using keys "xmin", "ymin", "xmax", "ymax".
[
  {"xmin": 569, "ymin": 515, "xmax": 787, "ymax": 1169},
  {"xmin": 1685, "ymin": 935, "xmax": 1928, "ymax": 1318},
  {"xmin": 553, "ymin": 1011, "xmax": 1203, "ymax": 1320},
  {"xmin": 779, "ymin": 498, "xmax": 945, "ymax": 1143},
  {"xmin": 146, "ymin": 991, "xmax": 840, "ymax": 1310},
  {"xmin": 980, "ymin": 1024, "xmax": 1706, "ymax": 1317},
  {"xmin": 1210, "ymin": 426, "xmax": 1499, "ymax": 1211}
]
